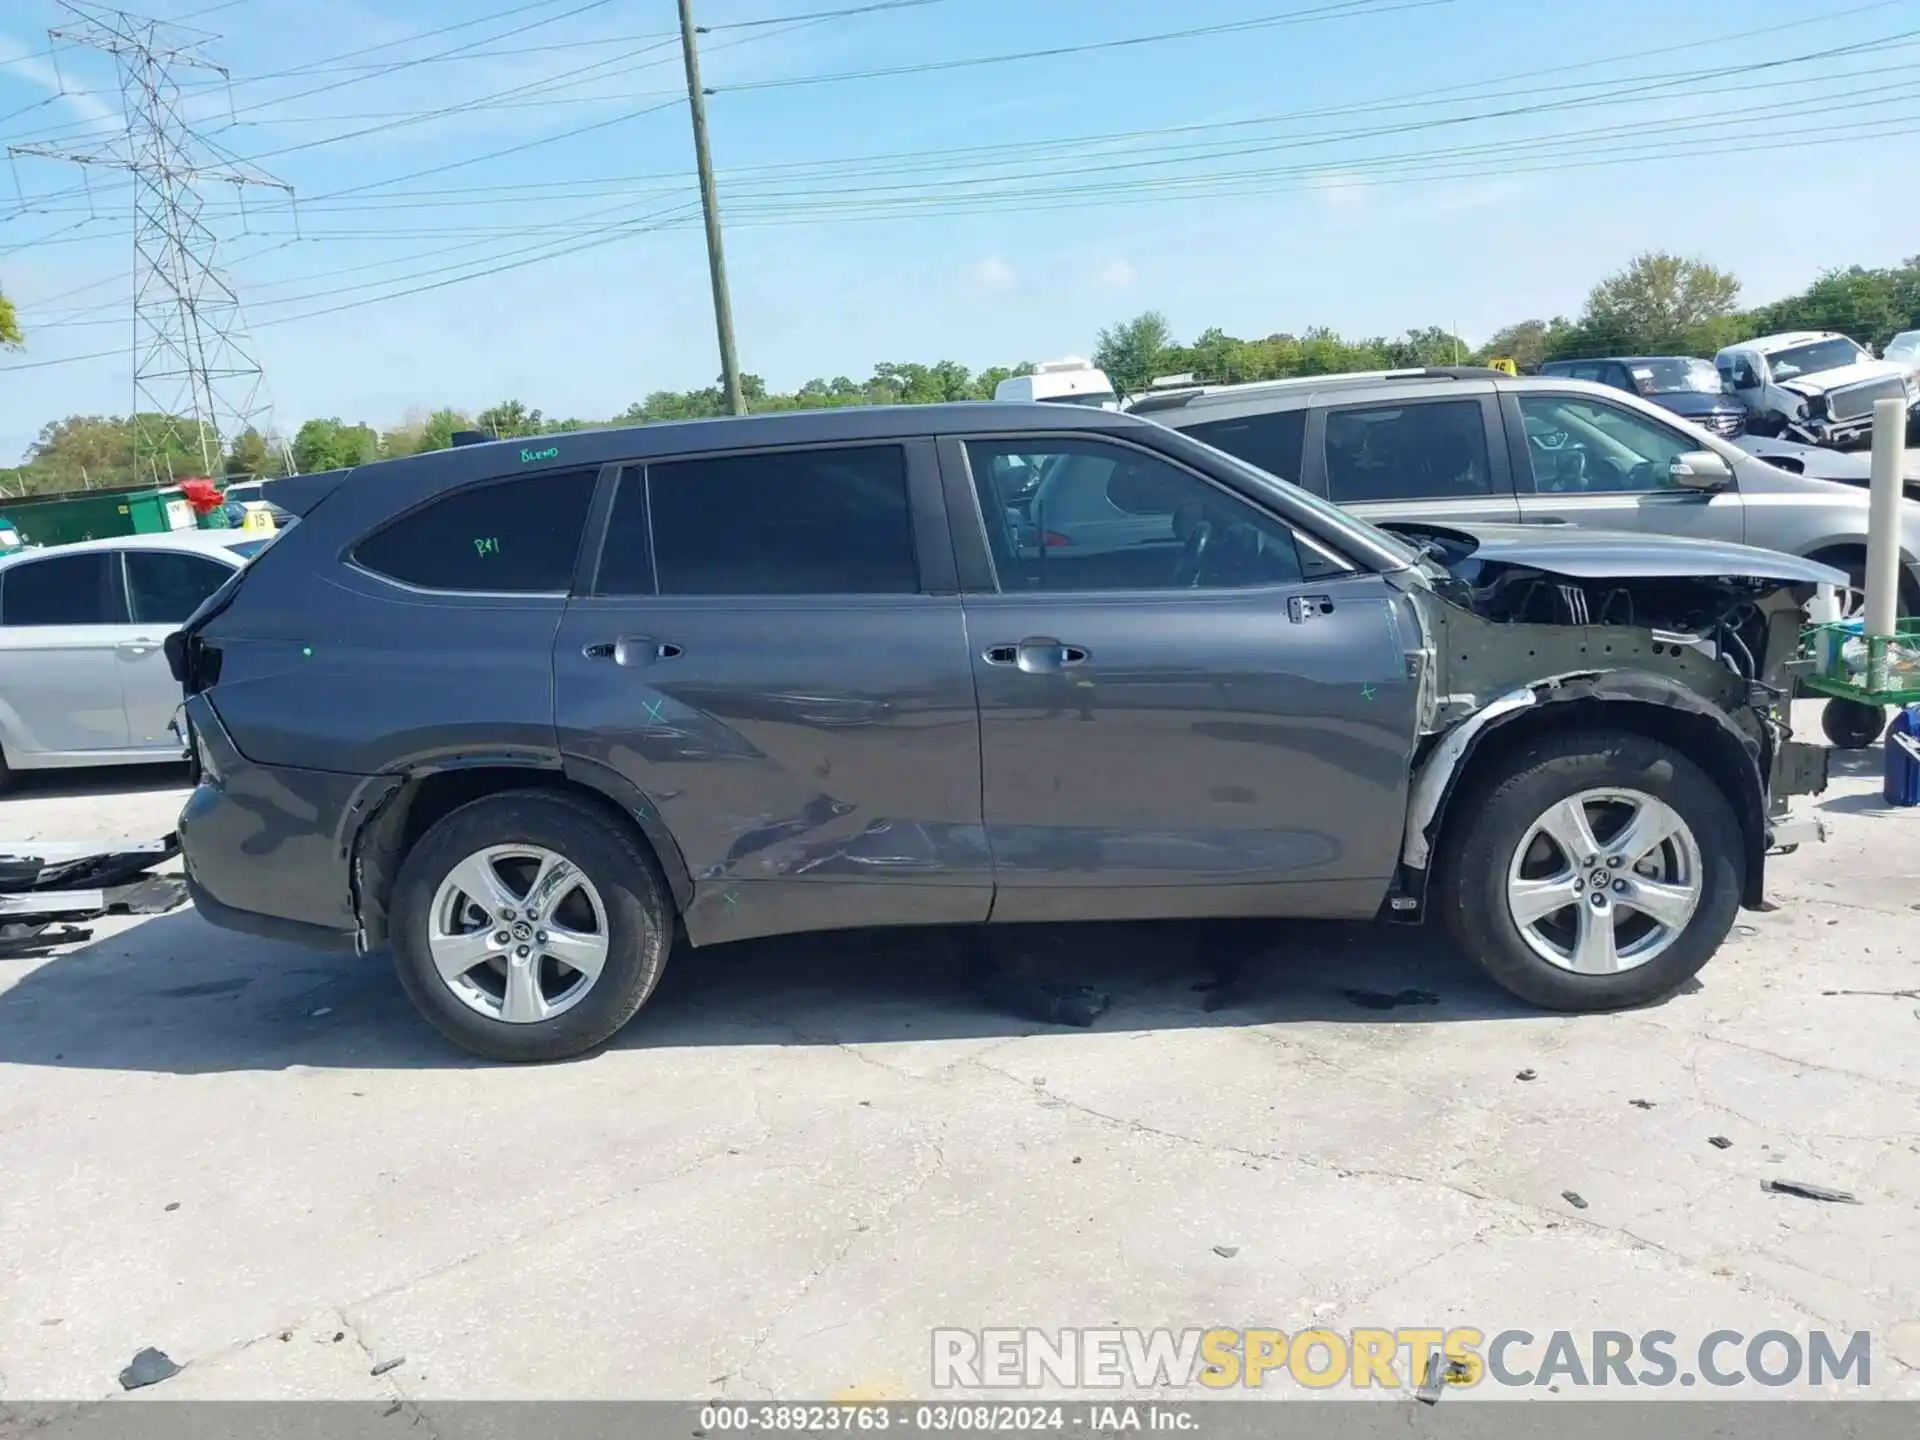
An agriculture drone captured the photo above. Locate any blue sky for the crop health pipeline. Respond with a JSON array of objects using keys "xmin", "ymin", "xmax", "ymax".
[{"xmin": 2, "ymin": 0, "xmax": 1919, "ymax": 461}]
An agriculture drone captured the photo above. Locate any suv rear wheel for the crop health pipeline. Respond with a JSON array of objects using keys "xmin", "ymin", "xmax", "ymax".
[
  {"xmin": 390, "ymin": 790, "xmax": 672, "ymax": 1061},
  {"xmin": 1438, "ymin": 730, "xmax": 1742, "ymax": 1011}
]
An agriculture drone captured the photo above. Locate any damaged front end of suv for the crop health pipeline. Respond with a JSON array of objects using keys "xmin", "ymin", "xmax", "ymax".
[{"xmin": 1379, "ymin": 522, "xmax": 1837, "ymax": 931}]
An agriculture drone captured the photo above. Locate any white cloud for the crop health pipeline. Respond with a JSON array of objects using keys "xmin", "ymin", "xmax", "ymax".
[
  {"xmin": 1307, "ymin": 172, "xmax": 1369, "ymax": 209},
  {"xmin": 1097, "ymin": 258, "xmax": 1136, "ymax": 289},
  {"xmin": 964, "ymin": 255, "xmax": 1017, "ymax": 294},
  {"xmin": 0, "ymin": 31, "xmax": 120, "ymax": 129}
]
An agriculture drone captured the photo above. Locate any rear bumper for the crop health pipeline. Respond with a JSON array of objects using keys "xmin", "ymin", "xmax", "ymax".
[{"xmin": 176, "ymin": 693, "xmax": 367, "ymax": 953}]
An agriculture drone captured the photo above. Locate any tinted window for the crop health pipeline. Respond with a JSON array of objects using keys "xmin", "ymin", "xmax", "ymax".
[
  {"xmin": 1519, "ymin": 395, "xmax": 1697, "ymax": 494},
  {"xmin": 353, "ymin": 469, "xmax": 598, "ymax": 593},
  {"xmin": 0, "ymin": 551, "xmax": 122, "ymax": 626},
  {"xmin": 1323, "ymin": 400, "xmax": 1493, "ymax": 504},
  {"xmin": 647, "ymin": 446, "xmax": 917, "ymax": 596},
  {"xmin": 1181, "ymin": 409, "xmax": 1306, "ymax": 484},
  {"xmin": 125, "ymin": 550, "xmax": 234, "ymax": 624},
  {"xmin": 969, "ymin": 438, "xmax": 1311, "ymax": 593}
]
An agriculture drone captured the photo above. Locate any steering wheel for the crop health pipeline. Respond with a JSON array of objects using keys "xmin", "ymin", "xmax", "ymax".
[
  {"xmin": 1173, "ymin": 519, "xmax": 1213, "ymax": 588},
  {"xmin": 1626, "ymin": 460, "xmax": 1658, "ymax": 490}
]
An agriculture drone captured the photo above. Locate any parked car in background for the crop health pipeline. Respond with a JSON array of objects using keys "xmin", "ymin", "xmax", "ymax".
[
  {"xmin": 170, "ymin": 406, "xmax": 1832, "ymax": 1061},
  {"xmin": 1714, "ymin": 331, "xmax": 1919, "ymax": 447},
  {"xmin": 1129, "ymin": 367, "xmax": 1920, "ymax": 616},
  {"xmin": 1538, "ymin": 356, "xmax": 1748, "ymax": 437},
  {"xmin": 1884, "ymin": 329, "xmax": 1920, "ymax": 381},
  {"xmin": 0, "ymin": 530, "xmax": 268, "ymax": 786}
]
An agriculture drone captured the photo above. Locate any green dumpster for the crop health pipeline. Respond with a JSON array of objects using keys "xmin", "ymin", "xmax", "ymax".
[{"xmin": 3, "ymin": 484, "xmax": 194, "ymax": 546}]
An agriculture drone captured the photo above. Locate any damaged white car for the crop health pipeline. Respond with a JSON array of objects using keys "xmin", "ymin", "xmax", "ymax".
[{"xmin": 1717, "ymin": 331, "xmax": 1920, "ymax": 448}]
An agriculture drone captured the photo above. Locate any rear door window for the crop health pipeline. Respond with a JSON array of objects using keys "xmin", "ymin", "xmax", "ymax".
[
  {"xmin": 124, "ymin": 550, "xmax": 235, "ymax": 624},
  {"xmin": 353, "ymin": 469, "xmax": 599, "ymax": 593},
  {"xmin": 0, "ymin": 551, "xmax": 124, "ymax": 625},
  {"xmin": 1322, "ymin": 399, "xmax": 1494, "ymax": 504},
  {"xmin": 641, "ymin": 445, "xmax": 918, "ymax": 596},
  {"xmin": 1180, "ymin": 409, "xmax": 1307, "ymax": 485}
]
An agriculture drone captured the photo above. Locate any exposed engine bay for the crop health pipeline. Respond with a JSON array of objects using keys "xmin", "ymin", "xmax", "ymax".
[{"xmin": 1378, "ymin": 520, "xmax": 1842, "ymax": 894}]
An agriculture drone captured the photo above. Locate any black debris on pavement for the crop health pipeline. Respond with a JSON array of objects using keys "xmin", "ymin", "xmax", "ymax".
[
  {"xmin": 1709, "ymin": 1136, "xmax": 1733, "ymax": 1150},
  {"xmin": 1515, "ymin": 1069, "xmax": 1537, "ymax": 1082},
  {"xmin": 1763, "ymin": 1179, "xmax": 1860, "ymax": 1204},
  {"xmin": 1630, "ymin": 1099, "xmax": 1655, "ymax": 1109},
  {"xmin": 371, "ymin": 1357, "xmax": 405, "ymax": 1376},
  {"xmin": 117, "ymin": 1347, "xmax": 181, "ymax": 1391},
  {"xmin": 1212, "ymin": 1245, "xmax": 1239, "ymax": 1259},
  {"xmin": 332, "ymin": 1332, "xmax": 345, "ymax": 1342},
  {"xmin": 1340, "ymin": 988, "xmax": 1440, "ymax": 1011},
  {"xmin": 163, "ymin": 1201, "xmax": 180, "ymax": 1212},
  {"xmin": 382, "ymin": 1402, "xmax": 403, "ymax": 1418},
  {"xmin": 1561, "ymin": 1191, "xmax": 1589, "ymax": 1210}
]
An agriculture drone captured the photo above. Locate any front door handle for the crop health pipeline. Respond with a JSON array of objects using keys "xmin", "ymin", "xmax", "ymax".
[
  {"xmin": 985, "ymin": 637, "xmax": 1089, "ymax": 674},
  {"xmin": 116, "ymin": 639, "xmax": 156, "ymax": 656},
  {"xmin": 584, "ymin": 636, "xmax": 682, "ymax": 665}
]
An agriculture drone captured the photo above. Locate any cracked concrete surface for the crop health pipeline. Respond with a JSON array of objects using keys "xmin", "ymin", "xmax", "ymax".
[{"xmin": 0, "ymin": 704, "xmax": 1916, "ymax": 1415}]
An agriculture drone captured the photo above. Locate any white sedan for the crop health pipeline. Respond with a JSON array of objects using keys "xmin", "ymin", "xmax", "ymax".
[{"xmin": 0, "ymin": 530, "xmax": 269, "ymax": 787}]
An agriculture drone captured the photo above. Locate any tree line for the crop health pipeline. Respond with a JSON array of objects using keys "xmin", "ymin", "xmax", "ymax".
[{"xmin": 6, "ymin": 249, "xmax": 1919, "ymax": 498}]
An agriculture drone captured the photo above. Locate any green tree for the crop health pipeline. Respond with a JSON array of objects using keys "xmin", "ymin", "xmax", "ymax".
[
  {"xmin": 290, "ymin": 417, "xmax": 380, "ymax": 474},
  {"xmin": 1476, "ymin": 319, "xmax": 1555, "ymax": 370},
  {"xmin": 223, "ymin": 426, "xmax": 283, "ymax": 479},
  {"xmin": 0, "ymin": 284, "xmax": 21, "ymax": 349},
  {"xmin": 1575, "ymin": 251, "xmax": 1742, "ymax": 356},
  {"xmin": 1094, "ymin": 311, "xmax": 1174, "ymax": 393},
  {"xmin": 475, "ymin": 399, "xmax": 544, "ymax": 438},
  {"xmin": 13, "ymin": 414, "xmax": 202, "ymax": 494}
]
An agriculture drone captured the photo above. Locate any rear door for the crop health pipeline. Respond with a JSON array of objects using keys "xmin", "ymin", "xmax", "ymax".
[
  {"xmin": 0, "ymin": 550, "xmax": 133, "ymax": 757},
  {"xmin": 553, "ymin": 439, "xmax": 989, "ymax": 946},
  {"xmin": 1506, "ymin": 390, "xmax": 1746, "ymax": 542},
  {"xmin": 120, "ymin": 547, "xmax": 239, "ymax": 750},
  {"xmin": 947, "ymin": 430, "xmax": 1419, "ymax": 924},
  {"xmin": 1307, "ymin": 392, "xmax": 1521, "ymax": 528}
]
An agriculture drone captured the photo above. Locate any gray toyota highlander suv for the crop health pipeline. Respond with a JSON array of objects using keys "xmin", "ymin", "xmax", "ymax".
[{"xmin": 168, "ymin": 403, "xmax": 1837, "ymax": 1061}]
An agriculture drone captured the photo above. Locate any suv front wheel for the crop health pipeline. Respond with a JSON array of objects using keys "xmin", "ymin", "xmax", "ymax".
[
  {"xmin": 390, "ymin": 790, "xmax": 673, "ymax": 1061},
  {"xmin": 1438, "ymin": 730, "xmax": 1743, "ymax": 1011}
]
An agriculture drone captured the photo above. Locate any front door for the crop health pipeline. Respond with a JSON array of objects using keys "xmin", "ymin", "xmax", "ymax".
[
  {"xmin": 553, "ymin": 441, "xmax": 990, "ymax": 946},
  {"xmin": 119, "ymin": 548, "xmax": 238, "ymax": 750},
  {"xmin": 1509, "ymin": 392, "xmax": 1746, "ymax": 543},
  {"xmin": 0, "ymin": 550, "xmax": 132, "ymax": 759},
  {"xmin": 949, "ymin": 433, "xmax": 1420, "ymax": 924}
]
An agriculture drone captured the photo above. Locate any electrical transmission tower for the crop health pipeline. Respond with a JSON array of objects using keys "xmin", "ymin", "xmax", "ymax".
[{"xmin": 9, "ymin": 3, "xmax": 292, "ymax": 479}]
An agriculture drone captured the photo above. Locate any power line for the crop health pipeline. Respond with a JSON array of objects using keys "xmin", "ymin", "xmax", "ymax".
[{"xmin": 711, "ymin": 0, "xmax": 1445, "ymax": 93}]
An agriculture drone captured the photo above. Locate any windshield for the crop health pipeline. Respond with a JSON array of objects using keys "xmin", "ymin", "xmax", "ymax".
[
  {"xmin": 1887, "ymin": 332, "xmax": 1920, "ymax": 360},
  {"xmin": 1630, "ymin": 358, "xmax": 1723, "ymax": 395},
  {"xmin": 230, "ymin": 538, "xmax": 272, "ymax": 558},
  {"xmin": 1767, "ymin": 337, "xmax": 1867, "ymax": 381}
]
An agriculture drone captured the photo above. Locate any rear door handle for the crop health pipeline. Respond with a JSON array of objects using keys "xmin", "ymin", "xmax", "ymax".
[
  {"xmin": 985, "ymin": 637, "xmax": 1088, "ymax": 673},
  {"xmin": 116, "ymin": 638, "xmax": 157, "ymax": 656}
]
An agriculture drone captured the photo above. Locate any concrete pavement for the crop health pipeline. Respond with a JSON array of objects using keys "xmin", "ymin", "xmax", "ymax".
[{"xmin": 0, "ymin": 705, "xmax": 1915, "ymax": 1416}]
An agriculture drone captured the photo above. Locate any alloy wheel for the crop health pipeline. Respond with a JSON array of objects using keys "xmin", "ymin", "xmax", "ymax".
[
  {"xmin": 1504, "ymin": 788, "xmax": 1703, "ymax": 975},
  {"xmin": 427, "ymin": 845, "xmax": 610, "ymax": 1024}
]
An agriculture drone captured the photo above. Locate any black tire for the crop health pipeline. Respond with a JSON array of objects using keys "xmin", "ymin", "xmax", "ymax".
[
  {"xmin": 390, "ymin": 789, "xmax": 673, "ymax": 1062},
  {"xmin": 1821, "ymin": 698, "xmax": 1886, "ymax": 750},
  {"xmin": 1437, "ymin": 729, "xmax": 1743, "ymax": 1013}
]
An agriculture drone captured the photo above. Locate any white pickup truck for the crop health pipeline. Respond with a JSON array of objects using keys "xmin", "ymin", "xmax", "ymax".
[{"xmin": 1715, "ymin": 330, "xmax": 1919, "ymax": 448}]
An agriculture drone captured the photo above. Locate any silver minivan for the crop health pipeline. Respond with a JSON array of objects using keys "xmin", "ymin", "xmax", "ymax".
[{"xmin": 1128, "ymin": 368, "xmax": 1920, "ymax": 613}]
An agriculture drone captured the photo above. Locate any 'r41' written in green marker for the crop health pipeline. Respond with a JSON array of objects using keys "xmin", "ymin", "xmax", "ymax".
[{"xmin": 473, "ymin": 536, "xmax": 500, "ymax": 557}]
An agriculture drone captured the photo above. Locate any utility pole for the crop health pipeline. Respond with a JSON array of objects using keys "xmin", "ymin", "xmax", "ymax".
[{"xmin": 676, "ymin": 0, "xmax": 745, "ymax": 416}]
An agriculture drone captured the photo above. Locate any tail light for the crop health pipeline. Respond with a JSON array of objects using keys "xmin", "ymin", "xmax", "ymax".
[{"xmin": 1042, "ymin": 531, "xmax": 1075, "ymax": 548}]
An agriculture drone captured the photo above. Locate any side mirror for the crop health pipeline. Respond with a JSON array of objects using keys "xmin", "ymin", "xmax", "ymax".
[{"xmin": 1670, "ymin": 450, "xmax": 1734, "ymax": 491}]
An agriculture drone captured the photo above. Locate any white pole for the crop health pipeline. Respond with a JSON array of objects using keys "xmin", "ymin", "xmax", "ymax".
[{"xmin": 1863, "ymin": 396, "xmax": 1904, "ymax": 643}]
